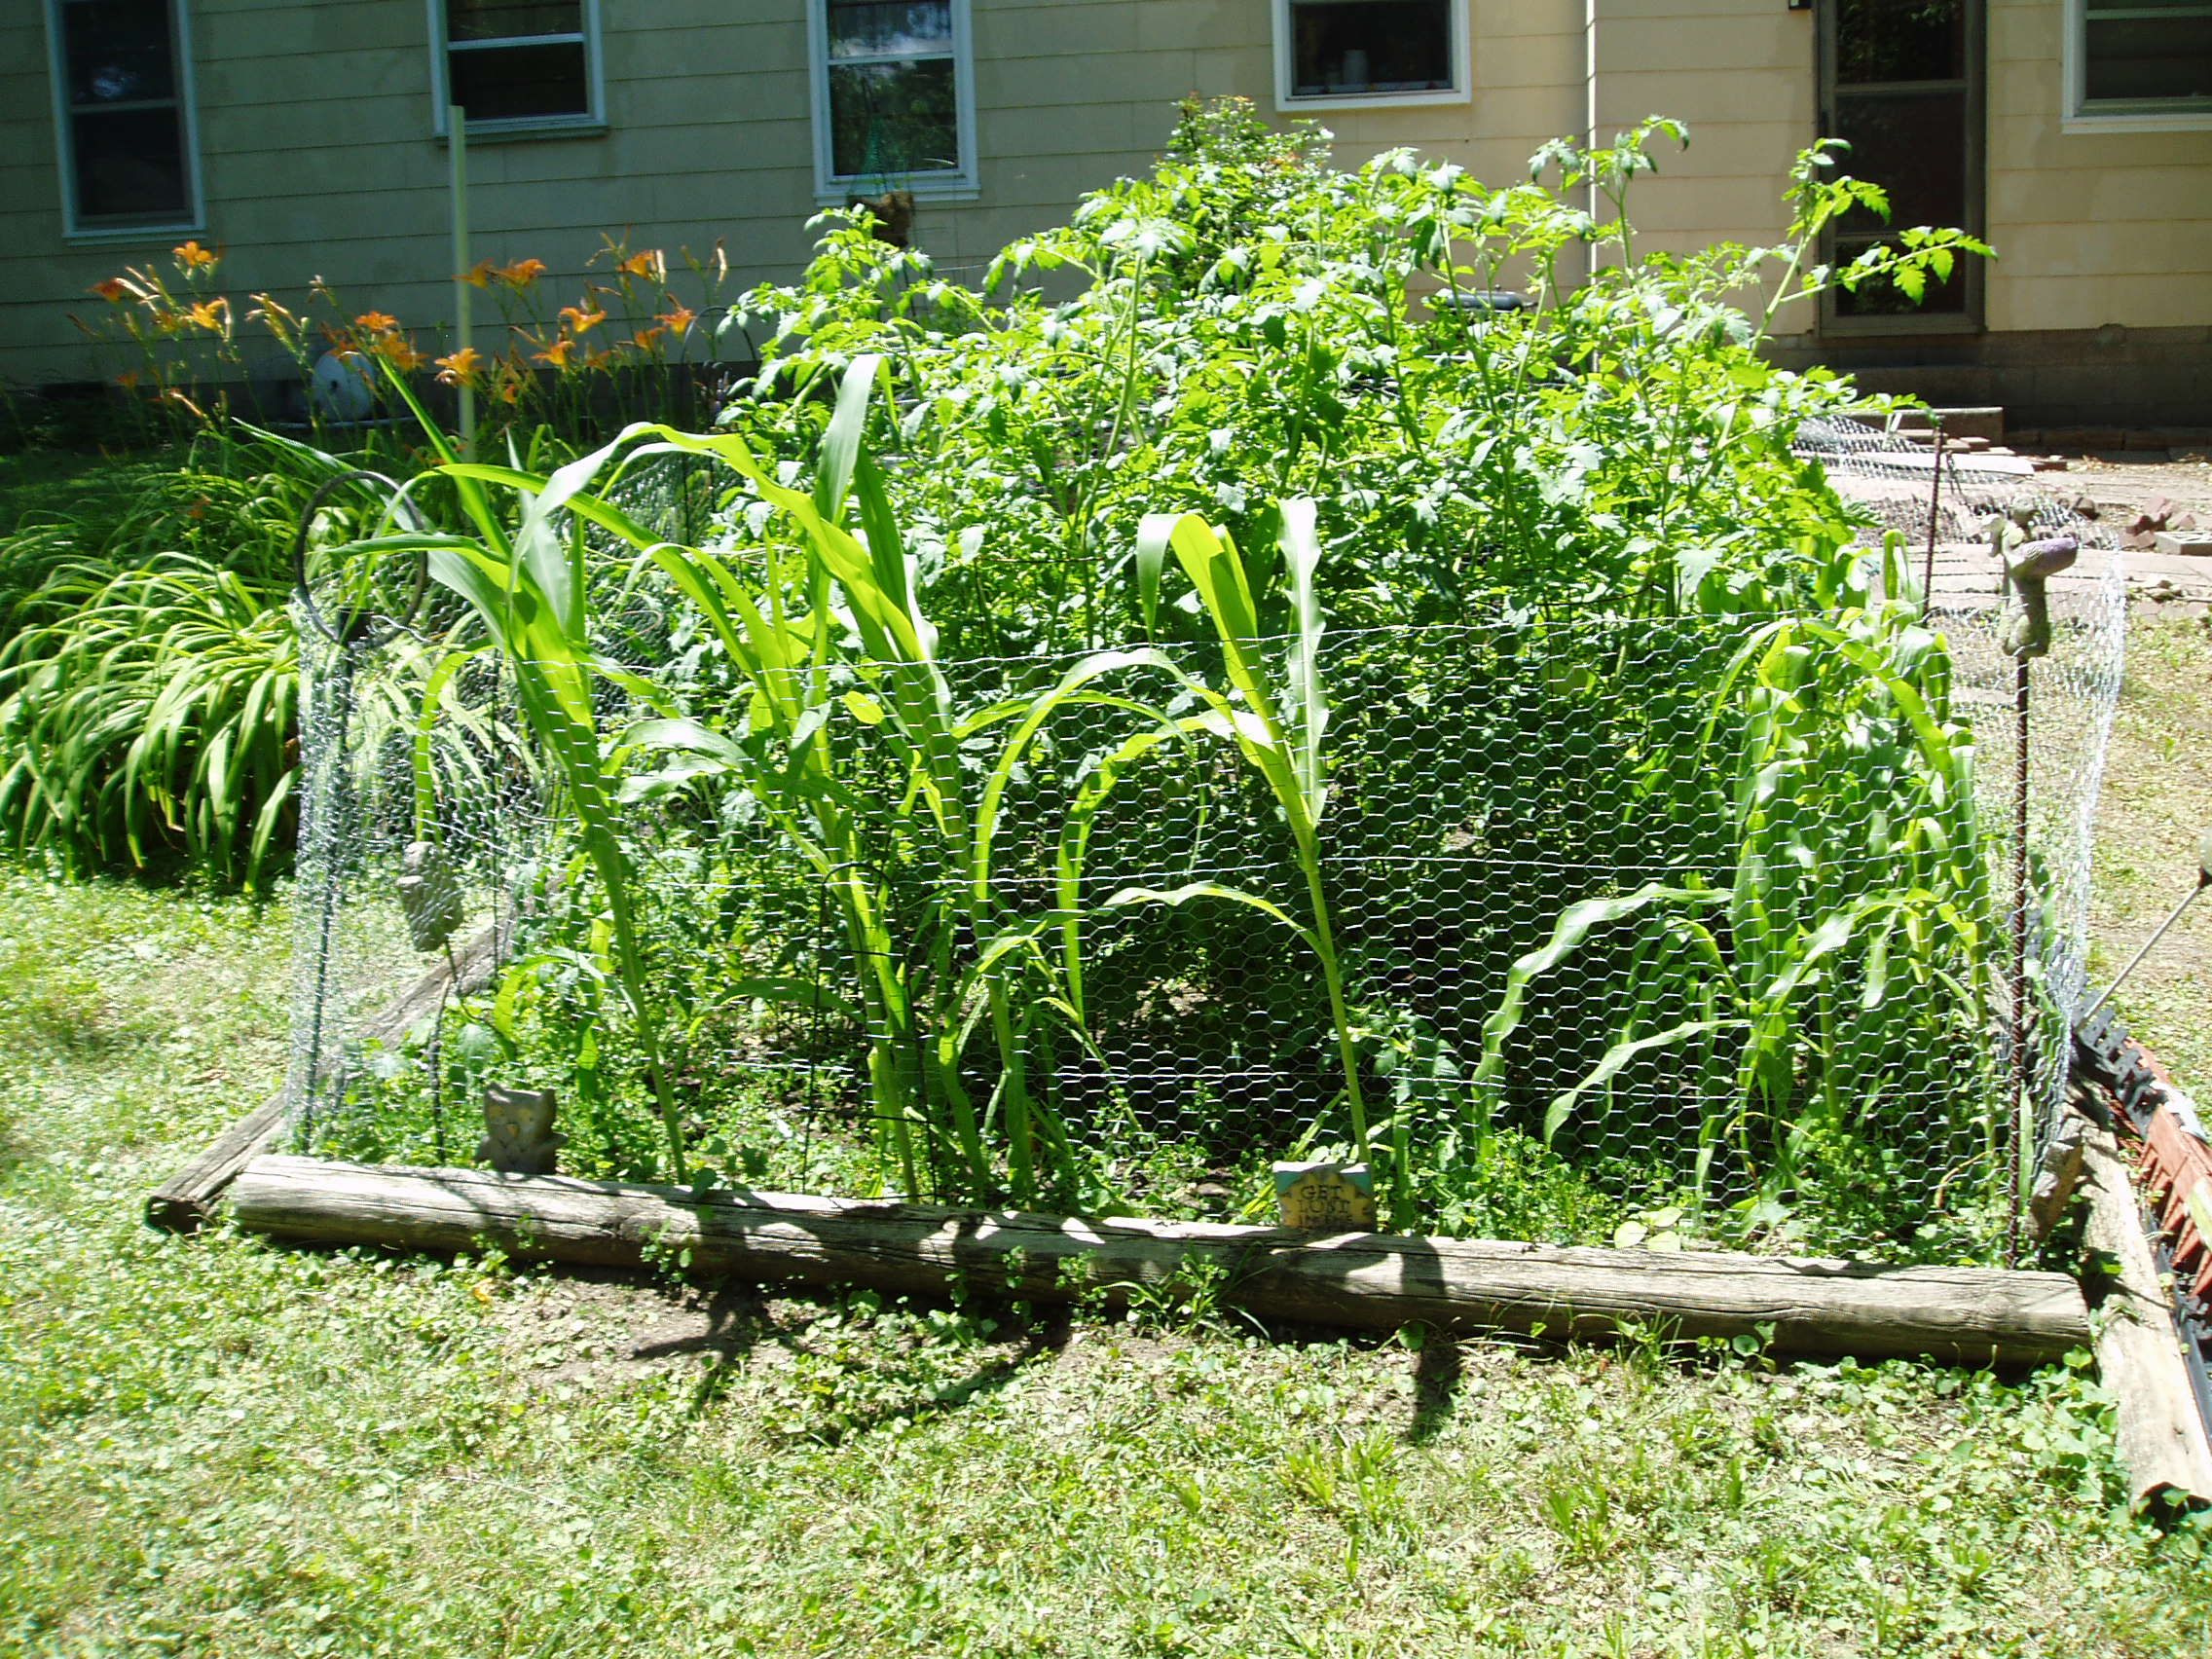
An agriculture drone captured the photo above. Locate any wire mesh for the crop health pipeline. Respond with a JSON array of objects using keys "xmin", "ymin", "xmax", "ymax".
[
  {"xmin": 1807, "ymin": 417, "xmax": 2128, "ymax": 1157},
  {"xmin": 287, "ymin": 417, "xmax": 2125, "ymax": 1263}
]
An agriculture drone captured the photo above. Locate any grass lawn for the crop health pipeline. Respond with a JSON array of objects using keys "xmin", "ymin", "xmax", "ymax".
[
  {"xmin": 0, "ymin": 416, "xmax": 2208, "ymax": 1652},
  {"xmin": 3, "ymin": 862, "xmax": 2211, "ymax": 1653},
  {"xmin": 0, "ymin": 447, "xmax": 179, "ymax": 540},
  {"xmin": 2088, "ymin": 615, "xmax": 2212, "ymax": 1088}
]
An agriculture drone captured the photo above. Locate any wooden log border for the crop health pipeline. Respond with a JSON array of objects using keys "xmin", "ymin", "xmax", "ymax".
[
  {"xmin": 145, "ymin": 915, "xmax": 512, "ymax": 1233},
  {"xmin": 2081, "ymin": 1118, "xmax": 2212, "ymax": 1508},
  {"xmin": 229, "ymin": 1155, "xmax": 2093, "ymax": 1367}
]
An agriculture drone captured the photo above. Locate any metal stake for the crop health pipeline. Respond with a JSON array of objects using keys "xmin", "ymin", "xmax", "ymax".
[
  {"xmin": 1920, "ymin": 424, "xmax": 1946, "ymax": 619},
  {"xmin": 2080, "ymin": 830, "xmax": 2212, "ymax": 1025},
  {"xmin": 2009, "ymin": 651, "xmax": 2031, "ymax": 1268}
]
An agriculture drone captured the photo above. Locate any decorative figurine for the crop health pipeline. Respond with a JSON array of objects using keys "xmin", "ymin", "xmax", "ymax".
[
  {"xmin": 397, "ymin": 839, "xmax": 462, "ymax": 953},
  {"xmin": 480, "ymin": 1085, "xmax": 563, "ymax": 1176},
  {"xmin": 1986, "ymin": 498, "xmax": 2078, "ymax": 661}
]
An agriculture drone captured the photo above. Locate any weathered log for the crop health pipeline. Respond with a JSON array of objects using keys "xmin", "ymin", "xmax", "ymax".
[
  {"xmin": 229, "ymin": 1156, "xmax": 2092, "ymax": 1365},
  {"xmin": 146, "ymin": 916, "xmax": 512, "ymax": 1233},
  {"xmin": 2080, "ymin": 1122, "xmax": 2212, "ymax": 1508}
]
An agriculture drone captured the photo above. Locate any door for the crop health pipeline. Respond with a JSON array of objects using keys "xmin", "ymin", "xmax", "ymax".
[{"xmin": 1819, "ymin": 0, "xmax": 1985, "ymax": 332}]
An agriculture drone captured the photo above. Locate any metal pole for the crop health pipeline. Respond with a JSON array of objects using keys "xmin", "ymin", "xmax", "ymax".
[
  {"xmin": 300, "ymin": 646, "xmax": 357, "ymax": 1147},
  {"xmin": 2009, "ymin": 651, "xmax": 2031, "ymax": 1267},
  {"xmin": 2081, "ymin": 884, "xmax": 2208, "ymax": 1027},
  {"xmin": 1920, "ymin": 424, "xmax": 1946, "ymax": 619},
  {"xmin": 449, "ymin": 103, "xmax": 475, "ymax": 455}
]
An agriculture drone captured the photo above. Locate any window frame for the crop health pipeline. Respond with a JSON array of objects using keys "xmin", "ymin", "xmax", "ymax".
[
  {"xmin": 45, "ymin": 0, "xmax": 206, "ymax": 242},
  {"xmin": 2062, "ymin": 0, "xmax": 2212, "ymax": 132},
  {"xmin": 1272, "ymin": 0, "xmax": 1472, "ymax": 113},
  {"xmin": 808, "ymin": 0, "xmax": 979, "ymax": 202},
  {"xmin": 428, "ymin": 0, "xmax": 607, "ymax": 139}
]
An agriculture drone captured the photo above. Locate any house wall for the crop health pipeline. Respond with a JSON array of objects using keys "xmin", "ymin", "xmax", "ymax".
[
  {"xmin": 3, "ymin": 1, "xmax": 2205, "ymax": 424},
  {"xmin": 4, "ymin": 0, "xmax": 1595, "ymax": 392}
]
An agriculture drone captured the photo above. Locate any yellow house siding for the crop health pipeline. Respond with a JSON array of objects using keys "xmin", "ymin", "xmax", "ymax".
[
  {"xmin": 1588, "ymin": 1, "xmax": 1815, "ymax": 250},
  {"xmin": 1984, "ymin": 0, "xmax": 2212, "ymax": 333},
  {"xmin": 2, "ymin": 0, "xmax": 2204, "ymax": 395}
]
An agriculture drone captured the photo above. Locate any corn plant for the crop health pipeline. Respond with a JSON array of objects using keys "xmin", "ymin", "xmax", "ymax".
[
  {"xmin": 360, "ymin": 360, "xmax": 1177, "ymax": 1199},
  {"xmin": 1473, "ymin": 538, "xmax": 2004, "ymax": 1235},
  {"xmin": 1090, "ymin": 504, "xmax": 1372, "ymax": 1173}
]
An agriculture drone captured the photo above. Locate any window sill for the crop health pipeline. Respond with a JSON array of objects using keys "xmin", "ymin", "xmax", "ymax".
[
  {"xmin": 2061, "ymin": 110, "xmax": 2212, "ymax": 134},
  {"xmin": 63, "ymin": 219, "xmax": 204, "ymax": 247},
  {"xmin": 1277, "ymin": 87, "xmax": 1470, "ymax": 113},
  {"xmin": 816, "ymin": 178, "xmax": 979, "ymax": 205},
  {"xmin": 437, "ymin": 118, "xmax": 608, "ymax": 145}
]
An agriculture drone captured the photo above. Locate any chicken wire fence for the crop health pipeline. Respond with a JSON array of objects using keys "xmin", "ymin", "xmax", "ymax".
[
  {"xmin": 285, "ymin": 417, "xmax": 2124, "ymax": 1262},
  {"xmin": 1806, "ymin": 416, "xmax": 2128, "ymax": 1160}
]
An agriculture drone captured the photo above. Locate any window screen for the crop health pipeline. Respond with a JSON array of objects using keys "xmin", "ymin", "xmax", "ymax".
[
  {"xmin": 2082, "ymin": 0, "xmax": 2212, "ymax": 112},
  {"xmin": 54, "ymin": 0, "xmax": 195, "ymax": 228},
  {"xmin": 445, "ymin": 0, "xmax": 595, "ymax": 128},
  {"xmin": 1287, "ymin": 0, "xmax": 1456, "ymax": 99},
  {"xmin": 824, "ymin": 1, "xmax": 963, "ymax": 180}
]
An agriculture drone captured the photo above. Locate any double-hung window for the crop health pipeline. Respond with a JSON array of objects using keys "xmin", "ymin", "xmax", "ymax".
[
  {"xmin": 432, "ymin": 0, "xmax": 604, "ymax": 135},
  {"xmin": 810, "ymin": 1, "xmax": 978, "ymax": 198},
  {"xmin": 2066, "ymin": 0, "xmax": 2212, "ymax": 129},
  {"xmin": 46, "ymin": 0, "xmax": 202, "ymax": 237},
  {"xmin": 1273, "ymin": 0, "xmax": 1470, "ymax": 109}
]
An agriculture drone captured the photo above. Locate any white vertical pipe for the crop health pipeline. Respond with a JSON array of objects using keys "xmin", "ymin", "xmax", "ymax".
[{"xmin": 449, "ymin": 103, "xmax": 475, "ymax": 454}]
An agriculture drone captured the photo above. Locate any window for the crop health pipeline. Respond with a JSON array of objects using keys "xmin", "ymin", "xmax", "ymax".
[
  {"xmin": 1273, "ymin": 0, "xmax": 1469, "ymax": 109},
  {"xmin": 45, "ymin": 0, "xmax": 202, "ymax": 237},
  {"xmin": 810, "ymin": 1, "xmax": 977, "ymax": 198},
  {"xmin": 431, "ymin": 0, "xmax": 603, "ymax": 135},
  {"xmin": 2066, "ymin": 0, "xmax": 2212, "ymax": 129}
]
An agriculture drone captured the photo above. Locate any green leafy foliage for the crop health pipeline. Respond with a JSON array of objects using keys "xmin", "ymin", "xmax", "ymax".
[
  {"xmin": 304, "ymin": 108, "xmax": 2029, "ymax": 1250},
  {"xmin": 2, "ymin": 866, "xmax": 2206, "ymax": 1653},
  {"xmin": 0, "ymin": 429, "xmax": 422, "ymax": 885}
]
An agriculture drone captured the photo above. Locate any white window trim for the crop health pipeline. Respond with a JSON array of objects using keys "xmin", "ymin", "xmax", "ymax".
[
  {"xmin": 1272, "ymin": 0, "xmax": 1472, "ymax": 112},
  {"xmin": 46, "ymin": 0, "xmax": 206, "ymax": 241},
  {"xmin": 428, "ymin": 0, "xmax": 607, "ymax": 139},
  {"xmin": 808, "ymin": 0, "xmax": 979, "ymax": 203},
  {"xmin": 2061, "ymin": 0, "xmax": 2212, "ymax": 133}
]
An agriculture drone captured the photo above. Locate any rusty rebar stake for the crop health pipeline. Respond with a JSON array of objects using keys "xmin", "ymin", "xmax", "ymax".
[
  {"xmin": 1920, "ymin": 424, "xmax": 1947, "ymax": 619},
  {"xmin": 2009, "ymin": 652, "xmax": 2031, "ymax": 1267}
]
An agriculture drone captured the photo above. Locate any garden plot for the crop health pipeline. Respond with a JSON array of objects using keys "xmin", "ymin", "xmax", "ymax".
[
  {"xmin": 214, "ymin": 419, "xmax": 2121, "ymax": 1335},
  {"xmin": 147, "ymin": 112, "xmax": 2125, "ymax": 1364}
]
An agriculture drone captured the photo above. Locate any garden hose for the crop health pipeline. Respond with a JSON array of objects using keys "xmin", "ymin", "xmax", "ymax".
[{"xmin": 290, "ymin": 467, "xmax": 432, "ymax": 647}]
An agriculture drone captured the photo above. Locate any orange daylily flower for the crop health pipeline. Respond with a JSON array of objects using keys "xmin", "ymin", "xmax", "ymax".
[
  {"xmin": 354, "ymin": 311, "xmax": 400, "ymax": 333},
  {"xmin": 435, "ymin": 346, "xmax": 486, "ymax": 387},
  {"xmin": 173, "ymin": 240, "xmax": 218, "ymax": 271},
  {"xmin": 534, "ymin": 337, "xmax": 577, "ymax": 368},
  {"xmin": 116, "ymin": 370, "xmax": 141, "ymax": 390},
  {"xmin": 186, "ymin": 297, "xmax": 230, "ymax": 331},
  {"xmin": 92, "ymin": 276, "xmax": 130, "ymax": 303},
  {"xmin": 617, "ymin": 248, "xmax": 665, "ymax": 282},
  {"xmin": 371, "ymin": 333, "xmax": 425, "ymax": 372},
  {"xmin": 632, "ymin": 324, "xmax": 667, "ymax": 351},
  {"xmin": 462, "ymin": 259, "xmax": 498, "ymax": 288},
  {"xmin": 559, "ymin": 303, "xmax": 607, "ymax": 335},
  {"xmin": 497, "ymin": 257, "xmax": 548, "ymax": 288},
  {"xmin": 655, "ymin": 304, "xmax": 697, "ymax": 335}
]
